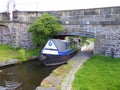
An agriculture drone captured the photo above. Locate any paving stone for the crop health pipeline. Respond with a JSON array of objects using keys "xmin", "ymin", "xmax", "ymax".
[{"xmin": 36, "ymin": 87, "xmax": 57, "ymax": 90}]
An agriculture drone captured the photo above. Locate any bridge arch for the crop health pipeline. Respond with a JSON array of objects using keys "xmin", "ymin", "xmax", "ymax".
[
  {"xmin": 57, "ymin": 31, "xmax": 95, "ymax": 38},
  {"xmin": 0, "ymin": 24, "xmax": 11, "ymax": 44}
]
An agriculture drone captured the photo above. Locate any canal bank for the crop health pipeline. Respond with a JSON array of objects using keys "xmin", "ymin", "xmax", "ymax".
[{"xmin": 0, "ymin": 56, "xmax": 38, "ymax": 68}]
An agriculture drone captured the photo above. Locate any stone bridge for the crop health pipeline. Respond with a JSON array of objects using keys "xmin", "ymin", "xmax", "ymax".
[{"xmin": 0, "ymin": 6, "xmax": 120, "ymax": 58}]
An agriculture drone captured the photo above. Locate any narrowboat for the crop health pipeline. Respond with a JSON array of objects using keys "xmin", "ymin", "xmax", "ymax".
[{"xmin": 40, "ymin": 39, "xmax": 79, "ymax": 66}]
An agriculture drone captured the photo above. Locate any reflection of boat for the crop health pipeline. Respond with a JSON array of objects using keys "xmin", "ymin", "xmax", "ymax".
[{"xmin": 40, "ymin": 39, "xmax": 79, "ymax": 66}]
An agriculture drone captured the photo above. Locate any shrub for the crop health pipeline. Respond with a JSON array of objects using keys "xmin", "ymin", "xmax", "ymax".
[
  {"xmin": 18, "ymin": 49, "xmax": 26, "ymax": 62},
  {"xmin": 28, "ymin": 13, "xmax": 64, "ymax": 49}
]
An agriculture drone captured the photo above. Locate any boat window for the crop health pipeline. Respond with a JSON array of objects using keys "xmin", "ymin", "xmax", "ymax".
[
  {"xmin": 68, "ymin": 39, "xmax": 78, "ymax": 49},
  {"xmin": 44, "ymin": 48, "xmax": 57, "ymax": 50}
]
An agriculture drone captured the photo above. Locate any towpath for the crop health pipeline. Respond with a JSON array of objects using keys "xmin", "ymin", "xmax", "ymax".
[{"xmin": 61, "ymin": 42, "xmax": 94, "ymax": 90}]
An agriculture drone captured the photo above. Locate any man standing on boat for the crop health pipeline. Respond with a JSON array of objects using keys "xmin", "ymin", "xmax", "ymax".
[{"xmin": 78, "ymin": 37, "xmax": 81, "ymax": 46}]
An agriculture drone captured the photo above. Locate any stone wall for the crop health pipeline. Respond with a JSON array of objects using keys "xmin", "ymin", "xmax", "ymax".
[
  {"xmin": 0, "ymin": 23, "xmax": 32, "ymax": 49},
  {"xmin": 0, "ymin": 25, "xmax": 11, "ymax": 44},
  {"xmin": 0, "ymin": 12, "xmax": 10, "ymax": 22},
  {"xmin": 8, "ymin": 22, "xmax": 33, "ymax": 49},
  {"xmin": 0, "ymin": 7, "xmax": 120, "ymax": 57},
  {"xmin": 94, "ymin": 25, "xmax": 120, "ymax": 58},
  {"xmin": 13, "ymin": 11, "xmax": 43, "ymax": 22}
]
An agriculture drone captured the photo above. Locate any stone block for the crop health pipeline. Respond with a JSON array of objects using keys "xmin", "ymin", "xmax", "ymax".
[
  {"xmin": 69, "ymin": 20, "xmax": 80, "ymax": 25},
  {"xmin": 73, "ymin": 10, "xmax": 84, "ymax": 16},
  {"xmin": 112, "ymin": 7, "xmax": 120, "ymax": 14},
  {"xmin": 104, "ymin": 15, "xmax": 118, "ymax": 21},
  {"xmin": 100, "ymin": 8, "xmax": 112, "ymax": 14},
  {"xmin": 111, "ymin": 21, "xmax": 120, "ymax": 25},
  {"xmin": 84, "ymin": 9, "xmax": 100, "ymax": 15},
  {"xmin": 79, "ymin": 15, "xmax": 94, "ymax": 21},
  {"xmin": 36, "ymin": 87, "xmax": 57, "ymax": 90},
  {"xmin": 94, "ymin": 15, "xmax": 105, "ymax": 21},
  {"xmin": 99, "ymin": 21, "xmax": 113, "ymax": 25}
]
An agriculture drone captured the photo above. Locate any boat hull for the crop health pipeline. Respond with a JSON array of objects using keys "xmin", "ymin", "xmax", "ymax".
[{"xmin": 42, "ymin": 49, "xmax": 78, "ymax": 66}]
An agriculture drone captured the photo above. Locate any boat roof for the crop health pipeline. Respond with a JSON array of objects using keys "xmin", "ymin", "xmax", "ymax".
[
  {"xmin": 52, "ymin": 39, "xmax": 67, "ymax": 51},
  {"xmin": 44, "ymin": 39, "xmax": 67, "ymax": 51}
]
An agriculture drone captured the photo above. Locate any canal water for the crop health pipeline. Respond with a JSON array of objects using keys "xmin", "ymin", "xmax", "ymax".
[{"xmin": 0, "ymin": 60, "xmax": 59, "ymax": 90}]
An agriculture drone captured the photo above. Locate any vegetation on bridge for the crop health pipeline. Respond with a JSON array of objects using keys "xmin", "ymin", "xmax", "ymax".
[{"xmin": 28, "ymin": 13, "xmax": 64, "ymax": 49}]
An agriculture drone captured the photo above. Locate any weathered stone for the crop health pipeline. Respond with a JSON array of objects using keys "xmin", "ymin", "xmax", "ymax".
[
  {"xmin": 112, "ymin": 7, "xmax": 120, "ymax": 14},
  {"xmin": 0, "ymin": 59, "xmax": 18, "ymax": 67},
  {"xmin": 84, "ymin": 9, "xmax": 100, "ymax": 15},
  {"xmin": 94, "ymin": 15, "xmax": 105, "ymax": 21},
  {"xmin": 73, "ymin": 10, "xmax": 84, "ymax": 16},
  {"xmin": 0, "ymin": 25, "xmax": 11, "ymax": 44},
  {"xmin": 79, "ymin": 15, "xmax": 94, "ymax": 21},
  {"xmin": 100, "ymin": 8, "xmax": 112, "ymax": 14},
  {"xmin": 36, "ymin": 87, "xmax": 57, "ymax": 90},
  {"xmin": 104, "ymin": 15, "xmax": 118, "ymax": 21},
  {"xmin": 0, "ymin": 12, "xmax": 10, "ymax": 21}
]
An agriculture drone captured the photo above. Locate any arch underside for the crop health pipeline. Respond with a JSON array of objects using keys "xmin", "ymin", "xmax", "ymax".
[
  {"xmin": 0, "ymin": 25, "xmax": 10, "ymax": 44},
  {"xmin": 56, "ymin": 31, "xmax": 95, "ymax": 38}
]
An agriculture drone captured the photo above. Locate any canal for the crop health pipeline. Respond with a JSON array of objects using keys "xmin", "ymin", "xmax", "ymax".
[{"xmin": 0, "ymin": 59, "xmax": 59, "ymax": 90}]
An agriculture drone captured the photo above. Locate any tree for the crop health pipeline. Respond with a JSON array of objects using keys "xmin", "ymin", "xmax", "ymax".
[{"xmin": 28, "ymin": 13, "xmax": 64, "ymax": 48}]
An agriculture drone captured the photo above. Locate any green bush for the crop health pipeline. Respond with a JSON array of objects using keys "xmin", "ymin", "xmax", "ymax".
[
  {"xmin": 28, "ymin": 13, "xmax": 64, "ymax": 49},
  {"xmin": 18, "ymin": 49, "xmax": 26, "ymax": 62}
]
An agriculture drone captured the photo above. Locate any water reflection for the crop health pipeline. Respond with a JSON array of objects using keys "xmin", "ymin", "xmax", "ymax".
[{"xmin": 0, "ymin": 60, "xmax": 59, "ymax": 90}]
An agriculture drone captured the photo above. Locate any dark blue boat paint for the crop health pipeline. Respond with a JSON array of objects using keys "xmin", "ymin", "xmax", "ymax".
[{"xmin": 40, "ymin": 39, "xmax": 80, "ymax": 66}]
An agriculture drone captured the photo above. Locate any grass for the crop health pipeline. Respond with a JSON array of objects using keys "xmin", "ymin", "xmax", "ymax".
[
  {"xmin": 81, "ymin": 37, "xmax": 95, "ymax": 46},
  {"xmin": 0, "ymin": 44, "xmax": 19, "ymax": 61},
  {"xmin": 0, "ymin": 44, "xmax": 40, "ymax": 62},
  {"xmin": 87, "ymin": 38, "xmax": 95, "ymax": 42},
  {"xmin": 52, "ymin": 62, "xmax": 73, "ymax": 76},
  {"xmin": 72, "ymin": 55, "xmax": 120, "ymax": 90}
]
